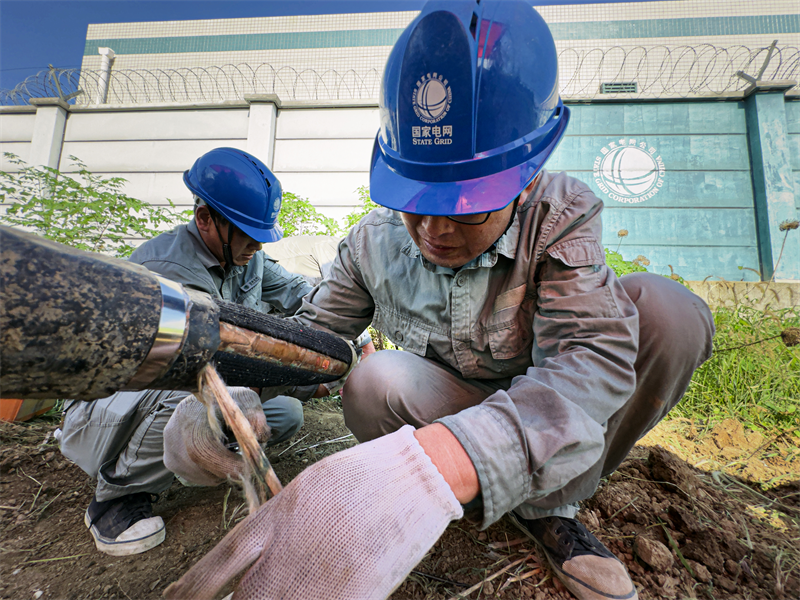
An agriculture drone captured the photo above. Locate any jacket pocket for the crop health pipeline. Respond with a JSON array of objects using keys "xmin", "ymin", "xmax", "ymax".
[
  {"xmin": 545, "ymin": 236, "xmax": 604, "ymax": 267},
  {"xmin": 487, "ymin": 286, "xmax": 535, "ymax": 361},
  {"xmin": 372, "ymin": 304, "xmax": 431, "ymax": 356}
]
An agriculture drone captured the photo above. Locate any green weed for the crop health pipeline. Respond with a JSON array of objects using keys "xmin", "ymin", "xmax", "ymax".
[{"xmin": 673, "ymin": 304, "xmax": 800, "ymax": 433}]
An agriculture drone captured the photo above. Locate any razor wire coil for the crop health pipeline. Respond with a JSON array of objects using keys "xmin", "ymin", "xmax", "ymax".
[{"xmin": 1, "ymin": 44, "xmax": 798, "ymax": 106}]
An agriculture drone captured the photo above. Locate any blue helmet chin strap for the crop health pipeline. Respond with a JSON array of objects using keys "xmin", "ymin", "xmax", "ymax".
[
  {"xmin": 213, "ymin": 217, "xmax": 236, "ymax": 270},
  {"xmin": 196, "ymin": 196, "xmax": 236, "ymax": 270}
]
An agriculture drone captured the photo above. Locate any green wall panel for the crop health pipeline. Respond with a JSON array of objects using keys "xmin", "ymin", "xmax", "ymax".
[
  {"xmin": 785, "ymin": 101, "xmax": 800, "ymax": 134},
  {"xmin": 788, "ymin": 134, "xmax": 800, "ymax": 170},
  {"xmin": 613, "ymin": 245, "xmax": 762, "ymax": 282},
  {"xmin": 566, "ymin": 102, "xmax": 747, "ymax": 135},
  {"xmin": 549, "ymin": 134, "xmax": 750, "ymax": 171},
  {"xmin": 795, "ymin": 173, "xmax": 800, "ymax": 212},
  {"xmin": 568, "ymin": 171, "xmax": 753, "ymax": 208},
  {"xmin": 601, "ymin": 208, "xmax": 757, "ymax": 247},
  {"xmin": 85, "ymin": 29, "xmax": 405, "ymax": 56},
  {"xmin": 549, "ymin": 100, "xmax": 760, "ymax": 281}
]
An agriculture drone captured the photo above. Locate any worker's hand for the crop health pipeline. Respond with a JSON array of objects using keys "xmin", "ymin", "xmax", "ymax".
[
  {"xmin": 163, "ymin": 425, "xmax": 463, "ymax": 600},
  {"xmin": 163, "ymin": 387, "xmax": 270, "ymax": 486}
]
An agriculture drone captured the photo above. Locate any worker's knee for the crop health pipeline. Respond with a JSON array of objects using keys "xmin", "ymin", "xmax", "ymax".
[
  {"xmin": 341, "ymin": 350, "xmax": 417, "ymax": 442},
  {"xmin": 620, "ymin": 272, "xmax": 714, "ymax": 365},
  {"xmin": 262, "ymin": 396, "xmax": 304, "ymax": 445}
]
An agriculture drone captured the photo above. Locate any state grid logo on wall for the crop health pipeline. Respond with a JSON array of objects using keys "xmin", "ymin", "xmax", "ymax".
[{"xmin": 593, "ymin": 139, "xmax": 666, "ymax": 204}]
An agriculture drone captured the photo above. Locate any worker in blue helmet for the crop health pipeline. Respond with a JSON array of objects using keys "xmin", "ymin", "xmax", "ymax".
[
  {"xmin": 59, "ymin": 148, "xmax": 328, "ymax": 557},
  {"xmin": 166, "ymin": 4, "xmax": 714, "ymax": 600}
]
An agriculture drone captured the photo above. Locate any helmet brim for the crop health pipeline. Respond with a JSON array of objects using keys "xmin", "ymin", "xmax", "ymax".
[
  {"xmin": 238, "ymin": 222, "xmax": 283, "ymax": 244},
  {"xmin": 370, "ymin": 108, "xmax": 569, "ymax": 217}
]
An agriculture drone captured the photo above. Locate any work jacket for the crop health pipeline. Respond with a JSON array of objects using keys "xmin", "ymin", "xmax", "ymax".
[
  {"xmin": 293, "ymin": 170, "xmax": 640, "ymax": 527},
  {"xmin": 129, "ymin": 220, "xmax": 312, "ymax": 316}
]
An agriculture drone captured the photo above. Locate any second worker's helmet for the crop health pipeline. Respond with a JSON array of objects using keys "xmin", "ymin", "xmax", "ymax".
[
  {"xmin": 371, "ymin": 0, "xmax": 569, "ymax": 216},
  {"xmin": 184, "ymin": 147, "xmax": 284, "ymax": 243}
]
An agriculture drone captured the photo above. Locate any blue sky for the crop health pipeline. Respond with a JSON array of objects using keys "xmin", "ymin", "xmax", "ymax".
[{"xmin": 0, "ymin": 0, "xmax": 667, "ymax": 91}]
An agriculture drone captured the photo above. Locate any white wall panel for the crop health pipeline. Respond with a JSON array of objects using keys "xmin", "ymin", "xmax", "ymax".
[
  {"xmin": 276, "ymin": 172, "xmax": 369, "ymax": 205},
  {"xmin": 314, "ymin": 206, "xmax": 354, "ymax": 226},
  {"xmin": 272, "ymin": 139, "xmax": 373, "ymax": 172},
  {"xmin": 0, "ymin": 143, "xmax": 31, "ymax": 170},
  {"xmin": 64, "ymin": 109, "xmax": 249, "ymax": 142},
  {"xmin": 89, "ymin": 171, "xmax": 196, "ymax": 207},
  {"xmin": 276, "ymin": 108, "xmax": 380, "ymax": 140},
  {"xmin": 0, "ymin": 114, "xmax": 36, "ymax": 142},
  {"xmin": 59, "ymin": 139, "xmax": 247, "ymax": 172}
]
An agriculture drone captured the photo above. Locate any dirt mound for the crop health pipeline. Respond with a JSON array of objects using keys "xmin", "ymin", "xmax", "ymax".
[{"xmin": 1, "ymin": 411, "xmax": 797, "ymax": 600}]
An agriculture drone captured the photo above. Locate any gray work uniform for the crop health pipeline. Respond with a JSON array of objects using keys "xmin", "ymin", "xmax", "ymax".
[
  {"xmin": 292, "ymin": 170, "xmax": 714, "ymax": 528},
  {"xmin": 60, "ymin": 220, "xmax": 314, "ymax": 502}
]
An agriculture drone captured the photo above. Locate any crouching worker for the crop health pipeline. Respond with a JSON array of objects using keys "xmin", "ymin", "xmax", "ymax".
[
  {"xmin": 165, "ymin": 4, "xmax": 714, "ymax": 600},
  {"xmin": 59, "ymin": 148, "xmax": 319, "ymax": 556}
]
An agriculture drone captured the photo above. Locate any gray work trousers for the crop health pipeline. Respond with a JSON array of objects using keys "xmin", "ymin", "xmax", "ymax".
[
  {"xmin": 60, "ymin": 387, "xmax": 310, "ymax": 502},
  {"xmin": 341, "ymin": 273, "xmax": 714, "ymax": 522}
]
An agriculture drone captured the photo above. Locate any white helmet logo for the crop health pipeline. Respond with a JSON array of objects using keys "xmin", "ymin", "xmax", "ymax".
[{"xmin": 413, "ymin": 73, "xmax": 452, "ymax": 124}]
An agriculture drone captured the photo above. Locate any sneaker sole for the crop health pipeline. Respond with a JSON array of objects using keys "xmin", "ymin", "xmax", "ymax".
[
  {"xmin": 84, "ymin": 511, "xmax": 166, "ymax": 557},
  {"xmin": 507, "ymin": 512, "xmax": 637, "ymax": 600}
]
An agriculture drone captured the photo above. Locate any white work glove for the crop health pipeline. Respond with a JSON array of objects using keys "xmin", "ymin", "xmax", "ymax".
[
  {"xmin": 163, "ymin": 387, "xmax": 270, "ymax": 487},
  {"xmin": 164, "ymin": 425, "xmax": 464, "ymax": 600}
]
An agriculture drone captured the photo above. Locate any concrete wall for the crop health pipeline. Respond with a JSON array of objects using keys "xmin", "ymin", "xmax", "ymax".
[
  {"xmin": 1, "ymin": 94, "xmax": 798, "ymax": 282},
  {"xmin": 59, "ymin": 105, "xmax": 251, "ymax": 211},
  {"xmin": 273, "ymin": 107, "xmax": 377, "ymax": 222},
  {"xmin": 0, "ymin": 109, "xmax": 35, "ymax": 170},
  {"xmin": 551, "ymin": 101, "xmax": 758, "ymax": 282}
]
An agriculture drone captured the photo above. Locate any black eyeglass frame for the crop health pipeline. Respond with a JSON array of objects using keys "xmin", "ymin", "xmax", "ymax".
[
  {"xmin": 444, "ymin": 195, "xmax": 521, "ymax": 225},
  {"xmin": 446, "ymin": 212, "xmax": 492, "ymax": 225}
]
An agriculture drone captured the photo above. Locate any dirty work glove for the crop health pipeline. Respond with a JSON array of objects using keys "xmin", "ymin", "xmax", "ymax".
[
  {"xmin": 163, "ymin": 425, "xmax": 464, "ymax": 600},
  {"xmin": 163, "ymin": 387, "xmax": 270, "ymax": 487}
]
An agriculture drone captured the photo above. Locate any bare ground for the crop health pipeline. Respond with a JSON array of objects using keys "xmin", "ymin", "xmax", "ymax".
[{"xmin": 1, "ymin": 402, "xmax": 797, "ymax": 600}]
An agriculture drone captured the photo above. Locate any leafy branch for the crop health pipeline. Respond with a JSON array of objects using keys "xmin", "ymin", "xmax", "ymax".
[{"xmin": 0, "ymin": 153, "xmax": 187, "ymax": 257}]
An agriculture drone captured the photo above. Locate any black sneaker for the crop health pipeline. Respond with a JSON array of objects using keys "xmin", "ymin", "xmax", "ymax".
[
  {"xmin": 508, "ymin": 513, "xmax": 638, "ymax": 600},
  {"xmin": 84, "ymin": 493, "xmax": 165, "ymax": 556}
]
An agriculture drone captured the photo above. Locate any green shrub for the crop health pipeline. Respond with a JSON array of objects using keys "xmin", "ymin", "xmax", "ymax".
[
  {"xmin": 604, "ymin": 248, "xmax": 649, "ymax": 278},
  {"xmin": 278, "ymin": 191, "xmax": 340, "ymax": 237},
  {"xmin": 0, "ymin": 153, "xmax": 187, "ymax": 257},
  {"xmin": 343, "ymin": 186, "xmax": 380, "ymax": 231}
]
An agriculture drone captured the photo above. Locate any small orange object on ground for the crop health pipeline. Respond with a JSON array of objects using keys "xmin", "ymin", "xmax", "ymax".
[{"xmin": 0, "ymin": 398, "xmax": 57, "ymax": 422}]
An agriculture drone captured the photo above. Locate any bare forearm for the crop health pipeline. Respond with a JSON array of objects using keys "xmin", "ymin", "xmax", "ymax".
[{"xmin": 414, "ymin": 423, "xmax": 479, "ymax": 504}]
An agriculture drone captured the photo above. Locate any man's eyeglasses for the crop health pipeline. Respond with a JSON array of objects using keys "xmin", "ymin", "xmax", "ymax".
[{"xmin": 446, "ymin": 212, "xmax": 491, "ymax": 225}]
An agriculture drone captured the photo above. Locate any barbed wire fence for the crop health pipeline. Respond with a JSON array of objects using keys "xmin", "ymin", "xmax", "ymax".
[{"xmin": 1, "ymin": 43, "xmax": 798, "ymax": 106}]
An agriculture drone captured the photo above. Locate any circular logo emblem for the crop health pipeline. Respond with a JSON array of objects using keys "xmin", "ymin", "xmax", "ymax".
[
  {"xmin": 270, "ymin": 197, "xmax": 281, "ymax": 220},
  {"xmin": 413, "ymin": 74, "xmax": 452, "ymax": 124},
  {"xmin": 593, "ymin": 141, "xmax": 665, "ymax": 204}
]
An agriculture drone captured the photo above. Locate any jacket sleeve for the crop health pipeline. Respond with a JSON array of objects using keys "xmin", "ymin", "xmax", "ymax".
[
  {"xmin": 259, "ymin": 256, "xmax": 314, "ymax": 316},
  {"xmin": 438, "ymin": 189, "xmax": 639, "ymax": 528},
  {"xmin": 289, "ymin": 223, "xmax": 376, "ymax": 341}
]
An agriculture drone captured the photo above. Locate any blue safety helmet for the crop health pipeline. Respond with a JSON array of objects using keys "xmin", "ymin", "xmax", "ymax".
[
  {"xmin": 371, "ymin": 0, "xmax": 570, "ymax": 216},
  {"xmin": 183, "ymin": 147, "xmax": 283, "ymax": 243}
]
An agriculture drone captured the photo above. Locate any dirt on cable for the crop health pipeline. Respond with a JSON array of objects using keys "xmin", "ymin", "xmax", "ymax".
[{"xmin": 1, "ymin": 404, "xmax": 797, "ymax": 600}]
